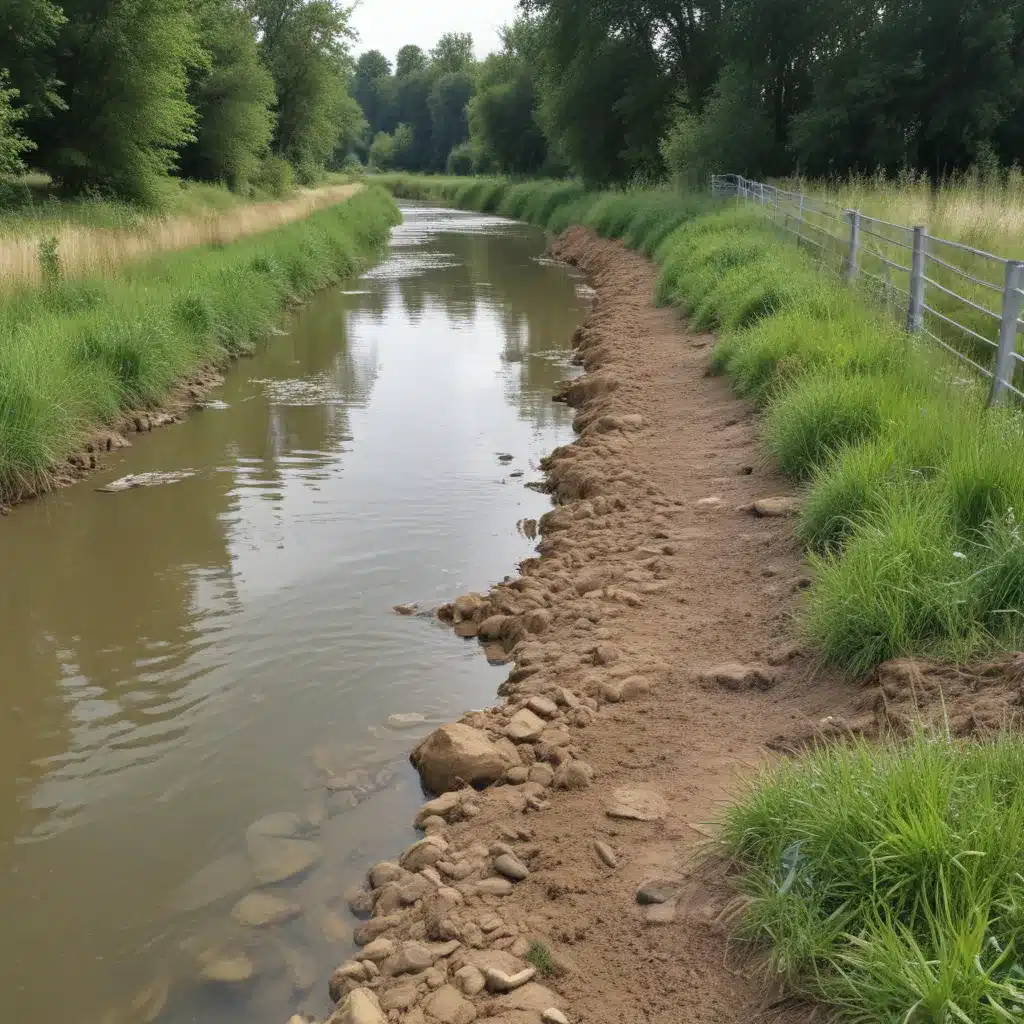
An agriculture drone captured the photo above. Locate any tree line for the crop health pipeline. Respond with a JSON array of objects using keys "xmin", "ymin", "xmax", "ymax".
[
  {"xmin": 359, "ymin": 1, "xmax": 1024, "ymax": 187},
  {"xmin": 0, "ymin": 0, "xmax": 364, "ymax": 204}
]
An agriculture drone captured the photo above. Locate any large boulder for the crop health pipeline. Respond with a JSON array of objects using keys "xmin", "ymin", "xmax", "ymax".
[{"xmin": 411, "ymin": 723, "xmax": 506, "ymax": 794}]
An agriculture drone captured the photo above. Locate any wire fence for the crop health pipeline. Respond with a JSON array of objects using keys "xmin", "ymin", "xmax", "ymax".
[{"xmin": 711, "ymin": 174, "xmax": 1024, "ymax": 405}]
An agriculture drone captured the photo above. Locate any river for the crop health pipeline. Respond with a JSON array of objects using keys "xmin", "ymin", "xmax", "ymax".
[{"xmin": 0, "ymin": 203, "xmax": 587, "ymax": 1024}]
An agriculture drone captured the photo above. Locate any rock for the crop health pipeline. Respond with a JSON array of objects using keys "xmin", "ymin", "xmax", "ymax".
[
  {"xmin": 321, "ymin": 910, "xmax": 351, "ymax": 943},
  {"xmin": 483, "ymin": 966, "xmax": 536, "ymax": 993},
  {"xmin": 554, "ymin": 760, "xmax": 593, "ymax": 791},
  {"xmin": 359, "ymin": 938, "xmax": 396, "ymax": 962},
  {"xmin": 415, "ymin": 791, "xmax": 467, "ymax": 827},
  {"xmin": 354, "ymin": 914, "xmax": 403, "ymax": 946},
  {"xmin": 493, "ymin": 983, "xmax": 566, "ymax": 1014},
  {"xmin": 346, "ymin": 886, "xmax": 376, "ymax": 916},
  {"xmin": 247, "ymin": 836, "xmax": 321, "ymax": 885},
  {"xmin": 386, "ymin": 940, "xmax": 434, "ymax": 975},
  {"xmin": 636, "ymin": 878, "xmax": 682, "ymax": 905},
  {"xmin": 393, "ymin": 604, "xmax": 418, "ymax": 616},
  {"xmin": 522, "ymin": 609, "xmax": 552, "ymax": 636},
  {"xmin": 411, "ymin": 724, "xmax": 507, "ymax": 794},
  {"xmin": 644, "ymin": 900, "xmax": 678, "ymax": 924},
  {"xmin": 476, "ymin": 877, "xmax": 513, "ymax": 896},
  {"xmin": 422, "ymin": 984, "xmax": 477, "ymax": 1024},
  {"xmin": 370, "ymin": 861, "xmax": 406, "ymax": 888},
  {"xmin": 493, "ymin": 737, "xmax": 522, "ymax": 766},
  {"xmin": 555, "ymin": 688, "xmax": 580, "ymax": 709},
  {"xmin": 619, "ymin": 675, "xmax": 651, "ymax": 700},
  {"xmin": 230, "ymin": 891, "xmax": 301, "ymax": 928},
  {"xmin": 698, "ymin": 663, "xmax": 778, "ymax": 691},
  {"xmin": 97, "ymin": 470, "xmax": 195, "ymax": 493},
  {"xmin": 752, "ymin": 496, "xmax": 798, "ymax": 517},
  {"xmin": 330, "ymin": 988, "xmax": 388, "ymax": 1024},
  {"xmin": 505, "ymin": 766, "xmax": 529, "ymax": 785},
  {"xmin": 594, "ymin": 840, "xmax": 618, "ymax": 868},
  {"xmin": 399, "ymin": 874, "xmax": 434, "ymax": 905},
  {"xmin": 593, "ymin": 643, "xmax": 620, "ymax": 666},
  {"xmin": 388, "ymin": 712, "xmax": 426, "ymax": 729},
  {"xmin": 505, "ymin": 709, "xmax": 546, "ymax": 743},
  {"xmin": 599, "ymin": 681, "xmax": 623, "ymax": 703},
  {"xmin": 422, "ymin": 817, "xmax": 448, "ymax": 837},
  {"xmin": 493, "ymin": 854, "xmax": 529, "ymax": 881},
  {"xmin": 526, "ymin": 695, "xmax": 558, "ymax": 719},
  {"xmin": 245, "ymin": 812, "xmax": 305, "ymax": 840},
  {"xmin": 380, "ymin": 984, "xmax": 418, "ymax": 1012},
  {"xmin": 332, "ymin": 961, "xmax": 369, "ymax": 995},
  {"xmin": 605, "ymin": 787, "xmax": 669, "ymax": 822},
  {"xmin": 401, "ymin": 838, "xmax": 446, "ymax": 873},
  {"xmin": 542, "ymin": 1011, "xmax": 570, "ymax": 1024},
  {"xmin": 527, "ymin": 763, "xmax": 554, "ymax": 787},
  {"xmin": 199, "ymin": 953, "xmax": 254, "ymax": 984},
  {"xmin": 478, "ymin": 615, "xmax": 510, "ymax": 641},
  {"xmin": 282, "ymin": 944, "xmax": 317, "ymax": 992},
  {"xmin": 454, "ymin": 965, "xmax": 486, "ymax": 996},
  {"xmin": 453, "ymin": 593, "xmax": 488, "ymax": 622}
]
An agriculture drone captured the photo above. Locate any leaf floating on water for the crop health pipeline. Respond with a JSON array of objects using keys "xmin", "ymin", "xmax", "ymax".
[{"xmin": 97, "ymin": 471, "xmax": 195, "ymax": 493}]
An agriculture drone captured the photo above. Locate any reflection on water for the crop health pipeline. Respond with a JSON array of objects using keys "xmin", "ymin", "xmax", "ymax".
[{"xmin": 0, "ymin": 204, "xmax": 586, "ymax": 1024}]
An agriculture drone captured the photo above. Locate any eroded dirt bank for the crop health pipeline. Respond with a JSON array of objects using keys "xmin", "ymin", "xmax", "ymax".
[{"xmin": 316, "ymin": 228, "xmax": 1005, "ymax": 1024}]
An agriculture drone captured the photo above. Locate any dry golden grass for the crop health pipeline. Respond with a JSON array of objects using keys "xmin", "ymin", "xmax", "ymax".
[
  {"xmin": 0, "ymin": 183, "xmax": 361, "ymax": 288},
  {"xmin": 795, "ymin": 171, "xmax": 1024, "ymax": 259}
]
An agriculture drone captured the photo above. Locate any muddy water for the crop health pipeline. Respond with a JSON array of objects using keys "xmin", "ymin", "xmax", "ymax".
[{"xmin": 0, "ymin": 204, "xmax": 587, "ymax": 1024}]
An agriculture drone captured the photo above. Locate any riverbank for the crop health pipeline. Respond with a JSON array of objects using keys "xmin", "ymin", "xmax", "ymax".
[
  {"xmin": 0, "ymin": 185, "xmax": 400, "ymax": 509},
  {"xmin": 309, "ymin": 228, "xmax": 858, "ymax": 1024}
]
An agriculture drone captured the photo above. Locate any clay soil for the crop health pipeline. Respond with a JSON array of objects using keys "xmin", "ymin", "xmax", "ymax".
[{"xmin": 330, "ymin": 227, "xmax": 1024, "ymax": 1024}]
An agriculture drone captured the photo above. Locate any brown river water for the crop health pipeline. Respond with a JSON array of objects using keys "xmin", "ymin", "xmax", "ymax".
[{"xmin": 0, "ymin": 204, "xmax": 587, "ymax": 1024}]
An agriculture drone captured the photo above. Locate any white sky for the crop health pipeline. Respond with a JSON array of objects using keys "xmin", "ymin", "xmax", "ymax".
[{"xmin": 351, "ymin": 0, "xmax": 520, "ymax": 63}]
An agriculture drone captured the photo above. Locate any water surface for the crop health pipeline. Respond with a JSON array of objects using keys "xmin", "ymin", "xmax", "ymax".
[{"xmin": 0, "ymin": 204, "xmax": 587, "ymax": 1023}]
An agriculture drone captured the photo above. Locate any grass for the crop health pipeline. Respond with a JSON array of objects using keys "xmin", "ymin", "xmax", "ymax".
[
  {"xmin": 525, "ymin": 940, "xmax": 561, "ymax": 978},
  {"xmin": 722, "ymin": 731, "xmax": 1024, "ymax": 1023},
  {"xmin": 0, "ymin": 185, "xmax": 399, "ymax": 504},
  {"xmin": 0, "ymin": 180, "xmax": 363, "ymax": 289}
]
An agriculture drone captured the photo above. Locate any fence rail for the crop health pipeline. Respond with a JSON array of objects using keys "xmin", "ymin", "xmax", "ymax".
[{"xmin": 710, "ymin": 173, "xmax": 1024, "ymax": 405}]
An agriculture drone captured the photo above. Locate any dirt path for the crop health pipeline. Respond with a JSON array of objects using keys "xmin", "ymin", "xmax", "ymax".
[{"xmin": 328, "ymin": 228, "xmax": 869, "ymax": 1024}]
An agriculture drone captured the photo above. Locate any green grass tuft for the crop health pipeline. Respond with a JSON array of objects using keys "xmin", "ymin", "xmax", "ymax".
[{"xmin": 722, "ymin": 731, "xmax": 1024, "ymax": 1023}]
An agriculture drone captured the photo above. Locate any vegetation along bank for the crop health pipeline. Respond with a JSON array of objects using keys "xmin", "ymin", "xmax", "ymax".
[
  {"xmin": 312, "ymin": 173, "xmax": 1024, "ymax": 1024},
  {"xmin": 0, "ymin": 185, "xmax": 400, "ymax": 507}
]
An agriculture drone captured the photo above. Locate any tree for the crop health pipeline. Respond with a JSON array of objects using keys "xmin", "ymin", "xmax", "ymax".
[
  {"xmin": 180, "ymin": 0, "xmax": 276, "ymax": 191},
  {"xmin": 29, "ymin": 0, "xmax": 202, "ymax": 204},
  {"xmin": 429, "ymin": 32, "xmax": 474, "ymax": 75},
  {"xmin": 428, "ymin": 71, "xmax": 473, "ymax": 168},
  {"xmin": 0, "ymin": 72, "xmax": 33, "ymax": 178},
  {"xmin": 395, "ymin": 44, "xmax": 427, "ymax": 79},
  {"xmin": 247, "ymin": 0, "xmax": 359, "ymax": 180},
  {"xmin": 393, "ymin": 69, "xmax": 433, "ymax": 169},
  {"xmin": 469, "ymin": 71, "xmax": 546, "ymax": 173},
  {"xmin": 0, "ymin": 0, "xmax": 66, "ymax": 117},
  {"xmin": 352, "ymin": 49, "xmax": 393, "ymax": 134}
]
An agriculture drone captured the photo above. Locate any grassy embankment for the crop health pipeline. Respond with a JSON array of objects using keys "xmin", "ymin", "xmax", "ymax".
[
  {"xmin": 381, "ymin": 173, "xmax": 1024, "ymax": 1023},
  {"xmin": 0, "ymin": 185, "xmax": 400, "ymax": 504},
  {"xmin": 0, "ymin": 176, "xmax": 362, "ymax": 289}
]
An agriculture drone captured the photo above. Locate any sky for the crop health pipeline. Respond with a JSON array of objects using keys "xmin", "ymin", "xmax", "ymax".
[{"xmin": 351, "ymin": 0, "xmax": 520, "ymax": 63}]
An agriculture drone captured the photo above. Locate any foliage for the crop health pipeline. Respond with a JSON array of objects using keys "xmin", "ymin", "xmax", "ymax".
[
  {"xmin": 28, "ymin": 0, "xmax": 203, "ymax": 205},
  {"xmin": 0, "ymin": 72, "xmax": 34, "ymax": 178},
  {"xmin": 445, "ymin": 142, "xmax": 474, "ymax": 176},
  {"xmin": 428, "ymin": 32, "xmax": 474, "ymax": 75},
  {"xmin": 722, "ymin": 732, "xmax": 1024, "ymax": 1023},
  {"xmin": 179, "ymin": 0, "xmax": 276, "ymax": 191},
  {"xmin": 0, "ymin": 0, "xmax": 66, "ymax": 116},
  {"xmin": 428, "ymin": 71, "xmax": 473, "ymax": 168},
  {"xmin": 0, "ymin": 186, "xmax": 399, "ymax": 501},
  {"xmin": 248, "ymin": 0, "xmax": 361, "ymax": 181}
]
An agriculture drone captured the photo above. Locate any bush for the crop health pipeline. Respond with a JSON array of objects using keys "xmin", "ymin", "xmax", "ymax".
[
  {"xmin": 445, "ymin": 143, "xmax": 475, "ymax": 176},
  {"xmin": 252, "ymin": 155, "xmax": 296, "ymax": 198}
]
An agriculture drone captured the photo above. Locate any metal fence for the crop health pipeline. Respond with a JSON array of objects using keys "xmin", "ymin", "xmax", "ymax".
[{"xmin": 710, "ymin": 173, "xmax": 1024, "ymax": 405}]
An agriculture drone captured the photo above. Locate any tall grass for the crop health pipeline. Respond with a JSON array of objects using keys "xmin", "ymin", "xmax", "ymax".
[
  {"xmin": 0, "ymin": 183, "xmax": 362, "ymax": 289},
  {"xmin": 722, "ymin": 732, "xmax": 1024, "ymax": 1023},
  {"xmin": 0, "ymin": 186, "xmax": 399, "ymax": 503}
]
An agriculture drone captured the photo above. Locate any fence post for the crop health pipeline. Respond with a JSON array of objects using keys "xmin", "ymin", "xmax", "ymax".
[
  {"xmin": 906, "ymin": 226, "xmax": 927, "ymax": 334},
  {"xmin": 988, "ymin": 260, "xmax": 1024, "ymax": 407},
  {"xmin": 797, "ymin": 194, "xmax": 805, "ymax": 242},
  {"xmin": 844, "ymin": 210, "xmax": 861, "ymax": 282}
]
